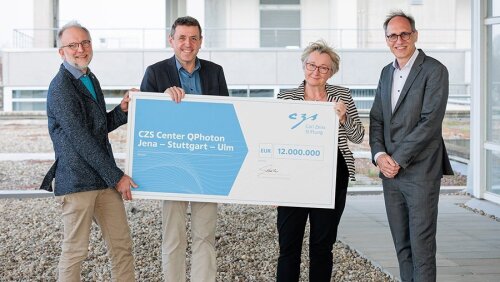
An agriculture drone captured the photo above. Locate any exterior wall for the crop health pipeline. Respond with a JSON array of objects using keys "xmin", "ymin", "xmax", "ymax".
[
  {"xmin": 225, "ymin": 0, "xmax": 260, "ymax": 48},
  {"xmin": 301, "ymin": 0, "xmax": 358, "ymax": 48},
  {"xmin": 204, "ymin": 0, "xmax": 228, "ymax": 48},
  {"xmin": 201, "ymin": 0, "xmax": 470, "ymax": 49},
  {"xmin": 4, "ymin": 0, "xmax": 471, "ymax": 50},
  {"xmin": 302, "ymin": 0, "xmax": 330, "ymax": 46},
  {"xmin": 1, "ymin": 50, "xmax": 60, "ymax": 88},
  {"xmin": 204, "ymin": 0, "xmax": 261, "ymax": 49},
  {"xmin": 1, "ymin": 47, "xmax": 469, "ymax": 90},
  {"xmin": 471, "ymin": 0, "xmax": 500, "ymax": 204},
  {"xmin": 357, "ymin": 0, "xmax": 470, "ymax": 49},
  {"xmin": 456, "ymin": 0, "xmax": 472, "ymax": 48},
  {"xmin": 0, "ymin": 0, "xmax": 472, "ymax": 111}
]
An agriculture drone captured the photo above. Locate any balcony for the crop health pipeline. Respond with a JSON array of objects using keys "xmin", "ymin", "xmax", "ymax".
[{"xmin": 12, "ymin": 27, "xmax": 471, "ymax": 49}]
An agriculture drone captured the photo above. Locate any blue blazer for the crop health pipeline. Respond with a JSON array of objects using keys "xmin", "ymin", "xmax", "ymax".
[
  {"xmin": 369, "ymin": 49, "xmax": 454, "ymax": 181},
  {"xmin": 41, "ymin": 64, "xmax": 127, "ymax": 196},
  {"xmin": 140, "ymin": 55, "xmax": 229, "ymax": 96}
]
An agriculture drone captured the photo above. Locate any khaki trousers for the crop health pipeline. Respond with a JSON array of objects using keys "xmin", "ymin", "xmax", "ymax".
[
  {"xmin": 161, "ymin": 200, "xmax": 217, "ymax": 282},
  {"xmin": 56, "ymin": 188, "xmax": 135, "ymax": 282}
]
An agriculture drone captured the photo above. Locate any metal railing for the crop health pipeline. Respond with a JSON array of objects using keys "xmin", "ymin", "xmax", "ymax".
[{"xmin": 12, "ymin": 27, "xmax": 471, "ymax": 49}]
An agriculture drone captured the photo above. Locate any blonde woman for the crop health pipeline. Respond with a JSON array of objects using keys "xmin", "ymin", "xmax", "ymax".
[{"xmin": 276, "ymin": 40, "xmax": 364, "ymax": 281}]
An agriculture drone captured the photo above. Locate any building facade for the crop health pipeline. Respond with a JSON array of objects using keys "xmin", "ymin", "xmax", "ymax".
[
  {"xmin": 1, "ymin": 0, "xmax": 471, "ymax": 111},
  {"xmin": 7, "ymin": 0, "xmax": 500, "ymax": 204},
  {"xmin": 470, "ymin": 0, "xmax": 500, "ymax": 204}
]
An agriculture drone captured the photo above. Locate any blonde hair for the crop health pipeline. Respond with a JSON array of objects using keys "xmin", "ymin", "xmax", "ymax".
[{"xmin": 301, "ymin": 40, "xmax": 340, "ymax": 75}]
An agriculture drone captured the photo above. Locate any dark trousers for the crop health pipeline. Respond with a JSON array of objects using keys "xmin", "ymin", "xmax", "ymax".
[
  {"xmin": 276, "ymin": 150, "xmax": 349, "ymax": 282},
  {"xmin": 383, "ymin": 178, "xmax": 440, "ymax": 282}
]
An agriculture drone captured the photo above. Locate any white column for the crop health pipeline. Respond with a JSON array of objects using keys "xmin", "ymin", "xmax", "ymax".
[
  {"xmin": 33, "ymin": 0, "xmax": 57, "ymax": 48},
  {"xmin": 331, "ymin": 0, "xmax": 358, "ymax": 48},
  {"xmin": 3, "ymin": 88, "xmax": 13, "ymax": 112},
  {"xmin": 468, "ymin": 0, "xmax": 486, "ymax": 198},
  {"xmin": 186, "ymin": 0, "xmax": 204, "ymax": 28}
]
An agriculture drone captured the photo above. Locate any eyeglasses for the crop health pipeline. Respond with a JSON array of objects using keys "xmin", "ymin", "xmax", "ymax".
[
  {"xmin": 386, "ymin": 32, "xmax": 414, "ymax": 42},
  {"xmin": 60, "ymin": 40, "xmax": 92, "ymax": 50},
  {"xmin": 305, "ymin": 62, "xmax": 331, "ymax": 74}
]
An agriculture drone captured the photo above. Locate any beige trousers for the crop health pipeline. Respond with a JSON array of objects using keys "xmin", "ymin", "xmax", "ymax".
[
  {"xmin": 161, "ymin": 200, "xmax": 217, "ymax": 282},
  {"xmin": 55, "ymin": 188, "xmax": 135, "ymax": 282}
]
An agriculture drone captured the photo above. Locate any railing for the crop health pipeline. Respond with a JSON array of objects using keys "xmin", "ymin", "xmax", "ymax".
[
  {"xmin": 12, "ymin": 30, "xmax": 35, "ymax": 48},
  {"xmin": 12, "ymin": 28, "xmax": 471, "ymax": 49},
  {"xmin": 5, "ymin": 85, "xmax": 470, "ymax": 113}
]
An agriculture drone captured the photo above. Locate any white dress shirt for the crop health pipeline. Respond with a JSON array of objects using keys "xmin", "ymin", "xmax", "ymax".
[
  {"xmin": 375, "ymin": 49, "xmax": 419, "ymax": 163},
  {"xmin": 391, "ymin": 49, "xmax": 419, "ymax": 112}
]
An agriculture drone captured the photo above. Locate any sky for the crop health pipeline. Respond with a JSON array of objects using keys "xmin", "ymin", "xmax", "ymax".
[
  {"xmin": 0, "ymin": 0, "xmax": 34, "ymax": 48},
  {"xmin": 0, "ymin": 0, "xmax": 166, "ymax": 49}
]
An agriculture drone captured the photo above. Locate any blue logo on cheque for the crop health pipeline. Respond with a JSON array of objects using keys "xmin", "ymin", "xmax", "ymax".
[{"xmin": 289, "ymin": 113, "xmax": 318, "ymax": 129}]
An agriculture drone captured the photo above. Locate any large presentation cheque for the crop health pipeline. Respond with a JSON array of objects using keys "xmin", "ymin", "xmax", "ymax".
[{"xmin": 126, "ymin": 92, "xmax": 339, "ymax": 208}]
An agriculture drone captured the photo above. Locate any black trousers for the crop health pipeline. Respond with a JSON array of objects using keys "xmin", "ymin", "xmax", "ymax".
[{"xmin": 276, "ymin": 149, "xmax": 349, "ymax": 282}]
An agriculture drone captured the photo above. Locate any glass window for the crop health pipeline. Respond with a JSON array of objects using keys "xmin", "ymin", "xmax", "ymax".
[
  {"xmin": 105, "ymin": 103, "xmax": 120, "ymax": 111},
  {"xmin": 350, "ymin": 88, "xmax": 376, "ymax": 111},
  {"xmin": 229, "ymin": 89, "xmax": 248, "ymax": 97},
  {"xmin": 12, "ymin": 89, "xmax": 126, "ymax": 99},
  {"xmin": 103, "ymin": 89, "xmax": 129, "ymax": 98},
  {"xmin": 486, "ymin": 150, "xmax": 500, "ymax": 194},
  {"xmin": 487, "ymin": 24, "xmax": 500, "ymax": 142},
  {"xmin": 228, "ymin": 88, "xmax": 274, "ymax": 97},
  {"xmin": 260, "ymin": 10, "xmax": 300, "ymax": 48},
  {"xmin": 13, "ymin": 102, "xmax": 46, "ymax": 111},
  {"xmin": 260, "ymin": 0, "xmax": 300, "ymax": 4},
  {"xmin": 10, "ymin": 89, "xmax": 128, "ymax": 112},
  {"xmin": 350, "ymin": 88, "xmax": 376, "ymax": 98},
  {"xmin": 12, "ymin": 90, "xmax": 48, "ymax": 98},
  {"xmin": 279, "ymin": 87, "xmax": 294, "ymax": 93},
  {"xmin": 249, "ymin": 89, "xmax": 274, "ymax": 97},
  {"xmin": 488, "ymin": 0, "xmax": 500, "ymax": 17},
  {"xmin": 260, "ymin": 9, "xmax": 300, "ymax": 48},
  {"xmin": 487, "ymin": 20, "xmax": 500, "ymax": 196}
]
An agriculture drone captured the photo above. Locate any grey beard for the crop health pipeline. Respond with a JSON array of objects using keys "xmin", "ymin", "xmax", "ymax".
[{"xmin": 67, "ymin": 60, "xmax": 89, "ymax": 72}]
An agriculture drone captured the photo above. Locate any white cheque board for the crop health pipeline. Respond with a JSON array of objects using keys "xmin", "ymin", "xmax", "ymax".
[{"xmin": 126, "ymin": 92, "xmax": 339, "ymax": 208}]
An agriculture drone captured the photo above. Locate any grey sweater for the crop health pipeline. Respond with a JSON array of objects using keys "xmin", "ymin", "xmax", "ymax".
[{"xmin": 41, "ymin": 64, "xmax": 127, "ymax": 196}]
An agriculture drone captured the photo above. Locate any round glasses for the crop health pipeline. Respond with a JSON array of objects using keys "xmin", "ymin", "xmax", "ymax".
[
  {"xmin": 305, "ymin": 62, "xmax": 331, "ymax": 74},
  {"xmin": 60, "ymin": 40, "xmax": 92, "ymax": 50},
  {"xmin": 386, "ymin": 32, "xmax": 414, "ymax": 42}
]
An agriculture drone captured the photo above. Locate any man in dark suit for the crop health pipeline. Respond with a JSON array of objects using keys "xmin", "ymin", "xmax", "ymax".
[
  {"xmin": 369, "ymin": 11, "xmax": 454, "ymax": 282},
  {"xmin": 140, "ymin": 16, "xmax": 228, "ymax": 281},
  {"xmin": 41, "ymin": 21, "xmax": 138, "ymax": 281}
]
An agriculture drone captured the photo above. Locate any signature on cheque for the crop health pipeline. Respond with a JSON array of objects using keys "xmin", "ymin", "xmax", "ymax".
[{"xmin": 258, "ymin": 164, "xmax": 280, "ymax": 176}]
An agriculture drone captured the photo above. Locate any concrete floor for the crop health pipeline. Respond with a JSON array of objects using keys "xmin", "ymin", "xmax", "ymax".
[{"xmin": 338, "ymin": 193, "xmax": 500, "ymax": 282}]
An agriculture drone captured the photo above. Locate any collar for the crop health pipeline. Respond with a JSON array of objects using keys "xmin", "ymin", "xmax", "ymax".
[
  {"xmin": 63, "ymin": 60, "xmax": 90, "ymax": 79},
  {"xmin": 392, "ymin": 49, "xmax": 419, "ymax": 70},
  {"xmin": 174, "ymin": 57, "xmax": 201, "ymax": 73}
]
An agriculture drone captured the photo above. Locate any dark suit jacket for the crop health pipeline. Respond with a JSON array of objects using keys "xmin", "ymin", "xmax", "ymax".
[
  {"xmin": 41, "ymin": 64, "xmax": 127, "ymax": 195},
  {"xmin": 140, "ymin": 55, "xmax": 229, "ymax": 96},
  {"xmin": 369, "ymin": 49, "xmax": 454, "ymax": 181}
]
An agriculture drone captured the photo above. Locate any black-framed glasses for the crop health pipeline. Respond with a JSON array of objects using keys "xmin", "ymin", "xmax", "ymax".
[
  {"xmin": 60, "ymin": 40, "xmax": 92, "ymax": 50},
  {"xmin": 305, "ymin": 62, "xmax": 331, "ymax": 74},
  {"xmin": 386, "ymin": 31, "xmax": 414, "ymax": 42}
]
